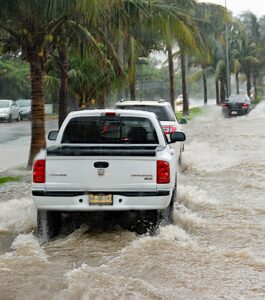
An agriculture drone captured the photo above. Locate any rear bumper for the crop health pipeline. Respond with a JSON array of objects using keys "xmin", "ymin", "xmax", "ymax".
[
  {"xmin": 32, "ymin": 190, "xmax": 172, "ymax": 211},
  {"xmin": 222, "ymin": 108, "xmax": 249, "ymax": 116},
  {"xmin": 20, "ymin": 111, "xmax": 31, "ymax": 118},
  {"xmin": 0, "ymin": 113, "xmax": 9, "ymax": 120}
]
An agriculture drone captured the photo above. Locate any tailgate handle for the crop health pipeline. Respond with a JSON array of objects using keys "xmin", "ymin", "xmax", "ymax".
[{"xmin": 94, "ymin": 161, "xmax": 109, "ymax": 168}]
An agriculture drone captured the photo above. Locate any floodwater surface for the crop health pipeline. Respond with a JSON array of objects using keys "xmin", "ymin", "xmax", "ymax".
[{"xmin": 0, "ymin": 103, "xmax": 265, "ymax": 299}]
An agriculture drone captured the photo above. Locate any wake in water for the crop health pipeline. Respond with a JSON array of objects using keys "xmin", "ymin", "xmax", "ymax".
[{"xmin": 0, "ymin": 198, "xmax": 36, "ymax": 233}]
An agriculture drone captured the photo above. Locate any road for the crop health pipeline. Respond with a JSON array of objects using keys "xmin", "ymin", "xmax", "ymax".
[
  {"xmin": 0, "ymin": 119, "xmax": 57, "ymax": 172},
  {"xmin": 0, "ymin": 102, "xmax": 265, "ymax": 299}
]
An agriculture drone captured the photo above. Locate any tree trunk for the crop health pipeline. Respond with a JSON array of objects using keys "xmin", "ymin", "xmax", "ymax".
[
  {"xmin": 220, "ymin": 78, "xmax": 226, "ymax": 103},
  {"xmin": 98, "ymin": 93, "xmax": 106, "ymax": 108},
  {"xmin": 58, "ymin": 46, "xmax": 69, "ymax": 128},
  {"xmin": 253, "ymin": 75, "xmax": 257, "ymax": 100},
  {"xmin": 236, "ymin": 72, "xmax": 240, "ymax": 95},
  {"xmin": 27, "ymin": 56, "xmax": 46, "ymax": 169},
  {"xmin": 246, "ymin": 70, "xmax": 251, "ymax": 97},
  {"xmin": 128, "ymin": 57, "xmax": 136, "ymax": 100},
  {"xmin": 215, "ymin": 79, "xmax": 220, "ymax": 105},
  {"xmin": 180, "ymin": 50, "xmax": 189, "ymax": 116},
  {"xmin": 202, "ymin": 69, "xmax": 207, "ymax": 105},
  {"xmin": 167, "ymin": 45, "xmax": 175, "ymax": 113}
]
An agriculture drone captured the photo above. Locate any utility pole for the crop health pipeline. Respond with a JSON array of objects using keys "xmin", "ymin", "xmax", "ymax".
[{"xmin": 225, "ymin": 0, "xmax": 230, "ymax": 97}]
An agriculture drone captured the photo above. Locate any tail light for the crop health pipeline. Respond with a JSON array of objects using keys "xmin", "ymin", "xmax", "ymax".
[
  {"xmin": 222, "ymin": 103, "xmax": 228, "ymax": 108},
  {"xmin": 242, "ymin": 103, "xmax": 249, "ymax": 108},
  {"xmin": 105, "ymin": 112, "xmax": 116, "ymax": 117},
  {"xmin": 162, "ymin": 125, "xmax": 177, "ymax": 134},
  {"xmin": 33, "ymin": 159, "xmax": 45, "ymax": 183},
  {"xmin": 157, "ymin": 160, "xmax": 170, "ymax": 184}
]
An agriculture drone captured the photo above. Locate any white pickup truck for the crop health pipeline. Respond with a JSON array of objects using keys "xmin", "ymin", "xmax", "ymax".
[{"xmin": 32, "ymin": 109, "xmax": 186, "ymax": 238}]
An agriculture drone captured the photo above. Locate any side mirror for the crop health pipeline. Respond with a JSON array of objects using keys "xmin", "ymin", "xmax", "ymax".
[
  {"xmin": 179, "ymin": 118, "xmax": 187, "ymax": 124},
  {"xmin": 170, "ymin": 131, "xmax": 186, "ymax": 143},
  {"xmin": 48, "ymin": 130, "xmax": 58, "ymax": 141}
]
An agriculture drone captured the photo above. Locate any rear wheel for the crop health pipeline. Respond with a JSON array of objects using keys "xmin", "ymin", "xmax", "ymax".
[
  {"xmin": 36, "ymin": 210, "xmax": 61, "ymax": 240},
  {"xmin": 124, "ymin": 210, "xmax": 159, "ymax": 235}
]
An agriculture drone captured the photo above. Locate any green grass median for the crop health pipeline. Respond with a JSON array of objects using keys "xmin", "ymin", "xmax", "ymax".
[
  {"xmin": 0, "ymin": 176, "xmax": 21, "ymax": 185},
  {"xmin": 176, "ymin": 107, "xmax": 203, "ymax": 120}
]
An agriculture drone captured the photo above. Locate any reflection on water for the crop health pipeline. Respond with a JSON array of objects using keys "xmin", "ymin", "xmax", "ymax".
[{"xmin": 1, "ymin": 102, "xmax": 265, "ymax": 299}]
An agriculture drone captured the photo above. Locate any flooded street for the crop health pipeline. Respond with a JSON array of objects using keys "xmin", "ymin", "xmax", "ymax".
[{"xmin": 1, "ymin": 103, "xmax": 265, "ymax": 299}]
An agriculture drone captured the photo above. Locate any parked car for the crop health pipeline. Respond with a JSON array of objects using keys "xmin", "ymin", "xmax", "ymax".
[
  {"xmin": 222, "ymin": 95, "xmax": 252, "ymax": 117},
  {"xmin": 16, "ymin": 99, "xmax": 31, "ymax": 120},
  {"xmin": 32, "ymin": 109, "xmax": 186, "ymax": 238},
  {"xmin": 175, "ymin": 94, "xmax": 183, "ymax": 105},
  {"xmin": 0, "ymin": 99, "xmax": 21, "ymax": 122}
]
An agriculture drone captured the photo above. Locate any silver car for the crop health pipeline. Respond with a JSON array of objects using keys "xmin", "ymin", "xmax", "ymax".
[
  {"xmin": 0, "ymin": 99, "xmax": 21, "ymax": 122},
  {"xmin": 16, "ymin": 99, "xmax": 31, "ymax": 120}
]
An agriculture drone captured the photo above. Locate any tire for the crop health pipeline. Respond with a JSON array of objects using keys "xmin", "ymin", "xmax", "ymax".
[
  {"xmin": 125, "ymin": 210, "xmax": 159, "ymax": 235},
  {"xmin": 16, "ymin": 113, "xmax": 21, "ymax": 122},
  {"xmin": 131, "ymin": 184, "xmax": 176, "ymax": 235},
  {"xmin": 36, "ymin": 210, "xmax": 61, "ymax": 240},
  {"xmin": 8, "ymin": 114, "xmax": 12, "ymax": 122}
]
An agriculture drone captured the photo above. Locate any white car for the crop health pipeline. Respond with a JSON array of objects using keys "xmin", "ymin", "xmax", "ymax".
[
  {"xmin": 0, "ymin": 99, "xmax": 21, "ymax": 122},
  {"xmin": 114, "ymin": 99, "xmax": 187, "ymax": 157}
]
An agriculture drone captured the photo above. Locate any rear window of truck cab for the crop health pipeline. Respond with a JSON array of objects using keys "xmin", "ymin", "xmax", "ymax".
[{"xmin": 61, "ymin": 116, "xmax": 159, "ymax": 144}]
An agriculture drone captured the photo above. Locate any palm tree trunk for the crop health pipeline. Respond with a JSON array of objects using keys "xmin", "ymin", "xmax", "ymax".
[
  {"xmin": 202, "ymin": 70, "xmax": 207, "ymax": 105},
  {"xmin": 128, "ymin": 56, "xmax": 136, "ymax": 100},
  {"xmin": 246, "ymin": 70, "xmax": 251, "ymax": 97},
  {"xmin": 167, "ymin": 45, "xmax": 175, "ymax": 113},
  {"xmin": 129, "ymin": 79, "xmax": 136, "ymax": 100},
  {"xmin": 98, "ymin": 93, "xmax": 106, "ymax": 108},
  {"xmin": 236, "ymin": 72, "xmax": 240, "ymax": 94},
  {"xmin": 215, "ymin": 79, "xmax": 220, "ymax": 105},
  {"xmin": 58, "ymin": 46, "xmax": 69, "ymax": 128},
  {"xmin": 220, "ymin": 78, "xmax": 226, "ymax": 103},
  {"xmin": 180, "ymin": 50, "xmax": 189, "ymax": 116},
  {"xmin": 27, "ymin": 56, "xmax": 46, "ymax": 169},
  {"xmin": 253, "ymin": 75, "xmax": 257, "ymax": 100}
]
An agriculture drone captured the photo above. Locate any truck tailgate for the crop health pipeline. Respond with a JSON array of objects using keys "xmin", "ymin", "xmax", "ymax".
[{"xmin": 45, "ymin": 146, "xmax": 157, "ymax": 191}]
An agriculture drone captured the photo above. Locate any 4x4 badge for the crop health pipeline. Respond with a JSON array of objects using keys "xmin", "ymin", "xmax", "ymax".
[{"xmin": 97, "ymin": 169, "xmax": 105, "ymax": 176}]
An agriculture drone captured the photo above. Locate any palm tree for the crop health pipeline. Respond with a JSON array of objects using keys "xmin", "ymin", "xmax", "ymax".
[
  {"xmin": 0, "ymin": 0, "xmax": 76, "ymax": 168},
  {"xmin": 151, "ymin": 0, "xmax": 200, "ymax": 114},
  {"xmin": 192, "ymin": 3, "xmax": 231, "ymax": 105},
  {"xmin": 239, "ymin": 12, "xmax": 261, "ymax": 98}
]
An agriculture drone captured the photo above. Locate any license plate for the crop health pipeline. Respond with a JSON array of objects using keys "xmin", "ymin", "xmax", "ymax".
[
  {"xmin": 89, "ymin": 193, "xmax": 113, "ymax": 205},
  {"xmin": 231, "ymin": 111, "xmax": 237, "ymax": 115}
]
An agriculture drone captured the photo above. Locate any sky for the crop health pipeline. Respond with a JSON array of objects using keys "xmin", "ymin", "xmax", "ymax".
[{"xmin": 199, "ymin": 0, "xmax": 265, "ymax": 18}]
